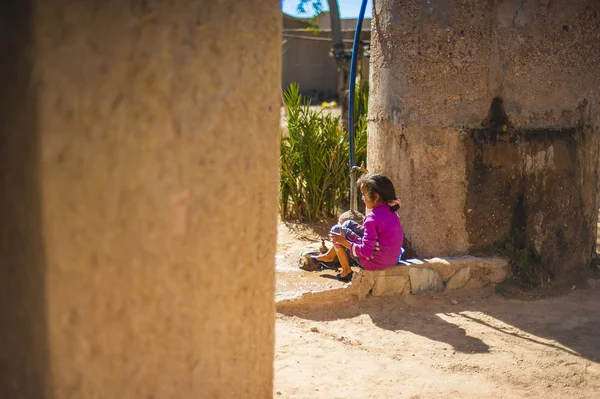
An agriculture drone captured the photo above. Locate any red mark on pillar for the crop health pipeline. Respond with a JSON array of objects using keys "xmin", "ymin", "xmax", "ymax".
[{"xmin": 171, "ymin": 192, "xmax": 189, "ymax": 235}]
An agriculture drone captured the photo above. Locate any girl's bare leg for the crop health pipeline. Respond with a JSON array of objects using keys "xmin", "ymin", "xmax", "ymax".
[
  {"xmin": 315, "ymin": 246, "xmax": 337, "ymax": 262},
  {"xmin": 334, "ymin": 246, "xmax": 352, "ymax": 277}
]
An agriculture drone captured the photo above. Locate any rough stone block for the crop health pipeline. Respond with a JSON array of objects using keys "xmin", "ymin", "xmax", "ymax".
[
  {"xmin": 464, "ymin": 257, "xmax": 510, "ymax": 288},
  {"xmin": 445, "ymin": 267, "xmax": 472, "ymax": 290},
  {"xmin": 350, "ymin": 270, "xmax": 375, "ymax": 300},
  {"xmin": 409, "ymin": 267, "xmax": 445, "ymax": 294},
  {"xmin": 372, "ymin": 276, "xmax": 410, "ymax": 297},
  {"xmin": 425, "ymin": 257, "xmax": 450, "ymax": 264},
  {"xmin": 485, "ymin": 258, "xmax": 510, "ymax": 283},
  {"xmin": 409, "ymin": 261, "xmax": 464, "ymax": 281},
  {"xmin": 464, "ymin": 276, "xmax": 489, "ymax": 289},
  {"xmin": 429, "ymin": 256, "xmax": 509, "ymax": 282},
  {"xmin": 368, "ymin": 265, "xmax": 410, "ymax": 278}
]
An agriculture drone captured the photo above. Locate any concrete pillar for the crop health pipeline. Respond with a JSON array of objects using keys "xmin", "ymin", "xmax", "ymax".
[
  {"xmin": 369, "ymin": 0, "xmax": 600, "ymax": 276},
  {"xmin": 0, "ymin": 0, "xmax": 281, "ymax": 397}
]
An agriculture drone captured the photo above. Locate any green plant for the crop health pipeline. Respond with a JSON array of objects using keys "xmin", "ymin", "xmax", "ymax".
[
  {"xmin": 342, "ymin": 79, "xmax": 369, "ymax": 210},
  {"xmin": 296, "ymin": 0, "xmax": 324, "ymax": 15},
  {"xmin": 494, "ymin": 286, "xmax": 514, "ymax": 298},
  {"xmin": 280, "ymin": 82, "xmax": 367, "ymax": 222},
  {"xmin": 353, "ymin": 78, "xmax": 368, "ymax": 168},
  {"xmin": 354, "ymin": 79, "xmax": 369, "ymax": 127},
  {"xmin": 491, "ymin": 240, "xmax": 550, "ymax": 288}
]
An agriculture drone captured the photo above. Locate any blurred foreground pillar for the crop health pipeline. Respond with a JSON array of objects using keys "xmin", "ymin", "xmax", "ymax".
[{"xmin": 0, "ymin": 0, "xmax": 281, "ymax": 397}]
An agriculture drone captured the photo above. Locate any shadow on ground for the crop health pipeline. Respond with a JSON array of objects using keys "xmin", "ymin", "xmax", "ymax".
[
  {"xmin": 282, "ymin": 220, "xmax": 335, "ymax": 242},
  {"xmin": 278, "ymin": 285, "xmax": 600, "ymax": 362}
]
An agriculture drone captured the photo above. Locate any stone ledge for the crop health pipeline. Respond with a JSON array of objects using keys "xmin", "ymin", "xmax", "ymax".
[
  {"xmin": 357, "ymin": 256, "xmax": 509, "ymax": 297},
  {"xmin": 276, "ymin": 256, "xmax": 510, "ymax": 310}
]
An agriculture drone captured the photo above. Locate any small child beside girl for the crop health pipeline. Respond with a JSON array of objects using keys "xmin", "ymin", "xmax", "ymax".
[{"xmin": 313, "ymin": 174, "xmax": 404, "ymax": 282}]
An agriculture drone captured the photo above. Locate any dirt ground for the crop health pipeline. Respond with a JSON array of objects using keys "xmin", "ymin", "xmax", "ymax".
[{"xmin": 274, "ymin": 221, "xmax": 600, "ymax": 399}]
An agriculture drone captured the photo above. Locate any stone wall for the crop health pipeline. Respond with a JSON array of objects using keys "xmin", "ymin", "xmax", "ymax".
[
  {"xmin": 368, "ymin": 0, "xmax": 600, "ymax": 277},
  {"xmin": 0, "ymin": 0, "xmax": 281, "ymax": 397}
]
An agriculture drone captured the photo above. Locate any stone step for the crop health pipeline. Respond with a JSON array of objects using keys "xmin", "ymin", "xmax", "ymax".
[
  {"xmin": 358, "ymin": 256, "xmax": 509, "ymax": 296},
  {"xmin": 276, "ymin": 256, "xmax": 510, "ymax": 309}
]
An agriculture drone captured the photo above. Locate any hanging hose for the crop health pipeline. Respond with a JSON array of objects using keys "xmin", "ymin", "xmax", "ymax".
[{"xmin": 348, "ymin": 0, "xmax": 369, "ymax": 213}]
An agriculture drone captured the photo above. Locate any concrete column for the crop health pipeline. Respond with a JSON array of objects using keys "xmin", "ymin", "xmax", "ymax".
[
  {"xmin": 1, "ymin": 0, "xmax": 281, "ymax": 398},
  {"xmin": 369, "ymin": 0, "xmax": 600, "ymax": 276},
  {"xmin": 369, "ymin": 0, "xmax": 489, "ymax": 257}
]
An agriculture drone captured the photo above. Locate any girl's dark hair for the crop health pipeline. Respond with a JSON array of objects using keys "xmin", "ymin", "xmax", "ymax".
[{"xmin": 357, "ymin": 174, "xmax": 400, "ymax": 212}]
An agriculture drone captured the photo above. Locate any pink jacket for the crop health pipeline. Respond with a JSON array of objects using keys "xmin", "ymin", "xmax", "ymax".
[{"xmin": 349, "ymin": 203, "xmax": 403, "ymax": 270}]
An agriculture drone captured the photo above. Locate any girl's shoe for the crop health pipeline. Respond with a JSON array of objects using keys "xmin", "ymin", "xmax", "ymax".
[
  {"xmin": 335, "ymin": 271, "xmax": 353, "ymax": 283},
  {"xmin": 311, "ymin": 255, "xmax": 340, "ymax": 271}
]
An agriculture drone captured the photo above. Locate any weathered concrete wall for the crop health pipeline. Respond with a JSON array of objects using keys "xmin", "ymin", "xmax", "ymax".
[
  {"xmin": 1, "ymin": 0, "xmax": 281, "ymax": 398},
  {"xmin": 464, "ymin": 126, "xmax": 597, "ymax": 275},
  {"xmin": 369, "ymin": 0, "xmax": 600, "ymax": 276}
]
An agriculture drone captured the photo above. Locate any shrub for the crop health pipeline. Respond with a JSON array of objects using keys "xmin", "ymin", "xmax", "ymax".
[
  {"xmin": 280, "ymin": 82, "xmax": 367, "ymax": 222},
  {"xmin": 490, "ymin": 240, "xmax": 550, "ymax": 288}
]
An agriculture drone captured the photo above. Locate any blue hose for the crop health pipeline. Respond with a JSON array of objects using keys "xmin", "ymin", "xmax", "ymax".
[{"xmin": 348, "ymin": 0, "xmax": 368, "ymax": 211}]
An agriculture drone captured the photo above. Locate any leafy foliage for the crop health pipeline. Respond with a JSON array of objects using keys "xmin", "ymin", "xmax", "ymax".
[
  {"xmin": 280, "ymin": 82, "xmax": 368, "ymax": 221},
  {"xmin": 296, "ymin": 0, "xmax": 324, "ymax": 35},
  {"xmin": 296, "ymin": 0, "xmax": 324, "ymax": 15}
]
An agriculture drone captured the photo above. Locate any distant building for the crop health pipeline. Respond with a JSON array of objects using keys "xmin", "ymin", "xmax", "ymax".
[
  {"xmin": 314, "ymin": 11, "xmax": 371, "ymax": 31},
  {"xmin": 282, "ymin": 12, "xmax": 370, "ymax": 102}
]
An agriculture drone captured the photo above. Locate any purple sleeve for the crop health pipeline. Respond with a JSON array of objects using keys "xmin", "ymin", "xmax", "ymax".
[{"xmin": 350, "ymin": 216, "xmax": 378, "ymax": 259}]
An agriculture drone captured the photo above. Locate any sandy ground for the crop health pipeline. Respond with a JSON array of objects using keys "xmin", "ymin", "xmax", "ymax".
[{"xmin": 274, "ymin": 221, "xmax": 600, "ymax": 399}]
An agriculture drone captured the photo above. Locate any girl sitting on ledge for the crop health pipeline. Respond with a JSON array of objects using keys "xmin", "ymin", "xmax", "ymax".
[{"xmin": 313, "ymin": 174, "xmax": 404, "ymax": 282}]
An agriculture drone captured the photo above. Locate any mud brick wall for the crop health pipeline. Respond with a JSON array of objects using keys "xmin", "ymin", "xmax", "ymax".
[{"xmin": 368, "ymin": 0, "xmax": 600, "ymax": 277}]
